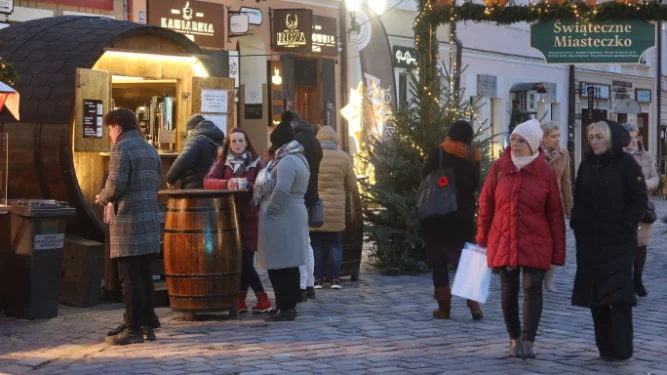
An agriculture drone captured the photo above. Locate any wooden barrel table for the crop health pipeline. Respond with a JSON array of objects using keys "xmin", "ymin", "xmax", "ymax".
[{"xmin": 159, "ymin": 189, "xmax": 245, "ymax": 320}]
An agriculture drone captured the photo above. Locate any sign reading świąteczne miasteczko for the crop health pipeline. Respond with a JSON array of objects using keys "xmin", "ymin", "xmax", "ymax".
[{"xmin": 530, "ymin": 19, "xmax": 656, "ymax": 65}]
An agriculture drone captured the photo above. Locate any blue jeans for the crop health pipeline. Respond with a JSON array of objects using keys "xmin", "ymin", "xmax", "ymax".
[{"xmin": 312, "ymin": 231, "xmax": 343, "ymax": 281}]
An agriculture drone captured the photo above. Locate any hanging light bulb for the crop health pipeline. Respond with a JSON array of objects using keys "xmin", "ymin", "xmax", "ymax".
[
  {"xmin": 369, "ymin": 0, "xmax": 386, "ymax": 15},
  {"xmin": 346, "ymin": 0, "xmax": 362, "ymax": 12},
  {"xmin": 272, "ymin": 67, "xmax": 282, "ymax": 86}
]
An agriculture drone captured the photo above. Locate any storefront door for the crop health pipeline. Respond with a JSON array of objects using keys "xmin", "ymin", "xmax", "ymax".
[{"xmin": 294, "ymin": 86, "xmax": 321, "ymax": 126}]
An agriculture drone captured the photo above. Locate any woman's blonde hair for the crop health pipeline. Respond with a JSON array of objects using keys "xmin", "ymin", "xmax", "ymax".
[{"xmin": 587, "ymin": 121, "xmax": 612, "ymax": 149}]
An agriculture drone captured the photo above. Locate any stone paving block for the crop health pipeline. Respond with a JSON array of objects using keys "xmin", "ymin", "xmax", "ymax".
[{"xmin": 3, "ymin": 205, "xmax": 667, "ymax": 375}]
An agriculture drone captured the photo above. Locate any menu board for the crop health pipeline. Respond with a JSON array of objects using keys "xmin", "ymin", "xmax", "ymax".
[{"xmin": 83, "ymin": 99, "xmax": 104, "ymax": 138}]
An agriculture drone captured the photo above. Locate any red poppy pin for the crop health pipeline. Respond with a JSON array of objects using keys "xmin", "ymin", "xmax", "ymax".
[{"xmin": 438, "ymin": 176, "xmax": 449, "ymax": 188}]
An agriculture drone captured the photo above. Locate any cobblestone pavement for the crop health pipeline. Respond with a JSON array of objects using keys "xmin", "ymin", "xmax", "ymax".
[{"xmin": 2, "ymin": 202, "xmax": 667, "ymax": 375}]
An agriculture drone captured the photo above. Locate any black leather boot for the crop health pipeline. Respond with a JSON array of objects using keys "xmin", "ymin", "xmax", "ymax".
[{"xmin": 105, "ymin": 328, "xmax": 144, "ymax": 346}]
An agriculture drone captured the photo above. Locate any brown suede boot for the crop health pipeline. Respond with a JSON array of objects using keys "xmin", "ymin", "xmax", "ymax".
[
  {"xmin": 467, "ymin": 300, "xmax": 484, "ymax": 321},
  {"xmin": 432, "ymin": 287, "xmax": 451, "ymax": 319}
]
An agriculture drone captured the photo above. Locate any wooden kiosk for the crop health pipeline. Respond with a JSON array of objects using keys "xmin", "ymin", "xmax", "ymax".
[{"xmin": 0, "ymin": 16, "xmax": 235, "ymax": 302}]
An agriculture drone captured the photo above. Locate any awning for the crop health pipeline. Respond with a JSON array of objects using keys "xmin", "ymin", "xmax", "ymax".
[
  {"xmin": 0, "ymin": 80, "xmax": 19, "ymax": 121},
  {"xmin": 510, "ymin": 82, "xmax": 547, "ymax": 93},
  {"xmin": 615, "ymin": 99, "xmax": 642, "ymax": 115}
]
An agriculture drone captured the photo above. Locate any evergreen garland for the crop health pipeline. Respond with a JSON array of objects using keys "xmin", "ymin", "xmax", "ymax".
[{"xmin": 0, "ymin": 58, "xmax": 19, "ymax": 87}]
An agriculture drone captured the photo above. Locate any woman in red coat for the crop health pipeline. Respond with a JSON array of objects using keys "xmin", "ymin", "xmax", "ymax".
[
  {"xmin": 477, "ymin": 119, "xmax": 566, "ymax": 359},
  {"xmin": 204, "ymin": 128, "xmax": 272, "ymax": 313}
]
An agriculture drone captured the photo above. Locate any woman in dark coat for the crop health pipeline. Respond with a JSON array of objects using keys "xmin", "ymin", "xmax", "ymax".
[
  {"xmin": 421, "ymin": 120, "xmax": 483, "ymax": 321},
  {"xmin": 571, "ymin": 120, "xmax": 648, "ymax": 362},
  {"xmin": 204, "ymin": 128, "xmax": 271, "ymax": 313}
]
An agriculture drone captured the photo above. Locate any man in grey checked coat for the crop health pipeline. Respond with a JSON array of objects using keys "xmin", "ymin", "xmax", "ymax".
[{"xmin": 96, "ymin": 109, "xmax": 162, "ymax": 346}]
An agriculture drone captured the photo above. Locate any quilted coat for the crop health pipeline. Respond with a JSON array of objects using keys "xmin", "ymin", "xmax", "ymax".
[
  {"xmin": 630, "ymin": 148, "xmax": 659, "ymax": 246},
  {"xmin": 476, "ymin": 147, "xmax": 566, "ymax": 270},
  {"xmin": 98, "ymin": 130, "xmax": 162, "ymax": 259},
  {"xmin": 204, "ymin": 157, "xmax": 264, "ymax": 252},
  {"xmin": 571, "ymin": 121, "xmax": 648, "ymax": 308},
  {"xmin": 166, "ymin": 120, "xmax": 224, "ymax": 188},
  {"xmin": 311, "ymin": 126, "xmax": 357, "ymax": 232}
]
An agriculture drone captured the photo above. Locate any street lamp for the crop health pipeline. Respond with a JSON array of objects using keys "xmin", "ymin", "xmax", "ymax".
[{"xmin": 346, "ymin": 0, "xmax": 386, "ymax": 32}]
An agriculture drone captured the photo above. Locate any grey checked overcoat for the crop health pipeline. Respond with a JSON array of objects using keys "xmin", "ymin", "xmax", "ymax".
[{"xmin": 98, "ymin": 130, "xmax": 162, "ymax": 259}]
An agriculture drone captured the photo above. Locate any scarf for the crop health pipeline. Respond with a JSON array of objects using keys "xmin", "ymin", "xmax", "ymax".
[
  {"xmin": 252, "ymin": 140, "xmax": 304, "ymax": 206},
  {"xmin": 227, "ymin": 150, "xmax": 251, "ymax": 177},
  {"xmin": 544, "ymin": 147, "xmax": 558, "ymax": 162},
  {"xmin": 511, "ymin": 151, "xmax": 539, "ymax": 170},
  {"xmin": 441, "ymin": 137, "xmax": 482, "ymax": 161}
]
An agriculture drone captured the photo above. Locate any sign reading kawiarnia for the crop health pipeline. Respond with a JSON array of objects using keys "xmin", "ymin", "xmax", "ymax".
[{"xmin": 530, "ymin": 19, "xmax": 656, "ymax": 65}]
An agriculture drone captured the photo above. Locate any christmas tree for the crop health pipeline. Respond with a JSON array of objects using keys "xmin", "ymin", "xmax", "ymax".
[{"xmin": 360, "ymin": 64, "xmax": 494, "ymax": 273}]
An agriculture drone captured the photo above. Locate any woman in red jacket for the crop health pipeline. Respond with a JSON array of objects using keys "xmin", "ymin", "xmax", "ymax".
[
  {"xmin": 477, "ymin": 119, "xmax": 566, "ymax": 360},
  {"xmin": 204, "ymin": 128, "xmax": 272, "ymax": 313}
]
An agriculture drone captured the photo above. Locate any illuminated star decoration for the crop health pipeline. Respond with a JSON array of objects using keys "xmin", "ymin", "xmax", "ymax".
[{"xmin": 341, "ymin": 81, "xmax": 365, "ymax": 153}]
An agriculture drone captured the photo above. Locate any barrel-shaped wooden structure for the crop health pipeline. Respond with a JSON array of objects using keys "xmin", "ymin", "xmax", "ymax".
[
  {"xmin": 161, "ymin": 190, "xmax": 243, "ymax": 319},
  {"xmin": 0, "ymin": 17, "xmax": 209, "ymax": 243}
]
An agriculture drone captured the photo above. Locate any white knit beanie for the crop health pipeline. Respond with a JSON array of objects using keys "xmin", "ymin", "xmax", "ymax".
[{"xmin": 511, "ymin": 119, "xmax": 543, "ymax": 155}]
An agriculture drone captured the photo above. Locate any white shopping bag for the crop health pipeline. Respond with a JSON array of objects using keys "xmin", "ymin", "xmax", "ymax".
[{"xmin": 451, "ymin": 243, "xmax": 492, "ymax": 304}]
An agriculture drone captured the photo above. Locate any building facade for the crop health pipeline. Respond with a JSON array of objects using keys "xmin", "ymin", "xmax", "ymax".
[
  {"xmin": 0, "ymin": 0, "xmax": 125, "ymax": 29},
  {"xmin": 131, "ymin": 0, "xmax": 343, "ymax": 153}
]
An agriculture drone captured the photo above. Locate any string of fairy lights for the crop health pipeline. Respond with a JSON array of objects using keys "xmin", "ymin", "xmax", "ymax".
[
  {"xmin": 0, "ymin": 58, "xmax": 19, "ymax": 87},
  {"xmin": 414, "ymin": 0, "xmax": 667, "ymax": 123}
]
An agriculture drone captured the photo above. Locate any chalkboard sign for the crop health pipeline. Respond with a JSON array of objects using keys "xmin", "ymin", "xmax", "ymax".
[{"xmin": 83, "ymin": 99, "xmax": 104, "ymax": 138}]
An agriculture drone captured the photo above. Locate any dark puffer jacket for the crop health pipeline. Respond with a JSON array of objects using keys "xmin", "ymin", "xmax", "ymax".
[
  {"xmin": 166, "ymin": 120, "xmax": 224, "ymax": 189},
  {"xmin": 477, "ymin": 147, "xmax": 566, "ymax": 271},
  {"xmin": 294, "ymin": 121, "xmax": 323, "ymax": 208},
  {"xmin": 421, "ymin": 145, "xmax": 480, "ymax": 264},
  {"xmin": 571, "ymin": 120, "xmax": 648, "ymax": 308}
]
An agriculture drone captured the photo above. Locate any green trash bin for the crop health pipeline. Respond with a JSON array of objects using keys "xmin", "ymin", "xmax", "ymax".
[{"xmin": 1, "ymin": 199, "xmax": 75, "ymax": 319}]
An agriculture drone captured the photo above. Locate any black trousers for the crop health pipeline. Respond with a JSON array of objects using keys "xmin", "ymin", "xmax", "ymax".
[
  {"xmin": 591, "ymin": 304, "xmax": 633, "ymax": 359},
  {"xmin": 116, "ymin": 254, "xmax": 155, "ymax": 330},
  {"xmin": 240, "ymin": 252, "xmax": 264, "ymax": 294},
  {"xmin": 432, "ymin": 260, "xmax": 450, "ymax": 288},
  {"xmin": 499, "ymin": 267, "xmax": 545, "ymax": 342},
  {"xmin": 267, "ymin": 267, "xmax": 300, "ymax": 311}
]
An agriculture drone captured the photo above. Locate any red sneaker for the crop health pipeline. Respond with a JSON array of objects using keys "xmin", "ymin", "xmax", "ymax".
[
  {"xmin": 252, "ymin": 292, "xmax": 273, "ymax": 313},
  {"xmin": 238, "ymin": 291, "xmax": 249, "ymax": 313}
]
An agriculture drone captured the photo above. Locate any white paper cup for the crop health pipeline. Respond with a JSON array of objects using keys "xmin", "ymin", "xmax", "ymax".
[{"xmin": 238, "ymin": 178, "xmax": 248, "ymax": 189}]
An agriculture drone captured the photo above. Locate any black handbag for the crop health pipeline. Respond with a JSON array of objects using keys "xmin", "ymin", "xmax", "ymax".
[
  {"xmin": 642, "ymin": 201, "xmax": 657, "ymax": 224},
  {"xmin": 417, "ymin": 149, "xmax": 457, "ymax": 220},
  {"xmin": 296, "ymin": 156, "xmax": 325, "ymax": 228}
]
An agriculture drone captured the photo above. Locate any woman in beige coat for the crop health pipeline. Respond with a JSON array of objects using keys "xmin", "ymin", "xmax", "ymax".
[
  {"xmin": 622, "ymin": 123, "xmax": 659, "ymax": 298},
  {"xmin": 311, "ymin": 126, "xmax": 357, "ymax": 289},
  {"xmin": 540, "ymin": 121, "xmax": 573, "ymax": 293}
]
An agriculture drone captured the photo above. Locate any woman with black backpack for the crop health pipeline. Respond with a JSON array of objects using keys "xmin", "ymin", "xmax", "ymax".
[{"xmin": 421, "ymin": 120, "xmax": 484, "ymax": 321}]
